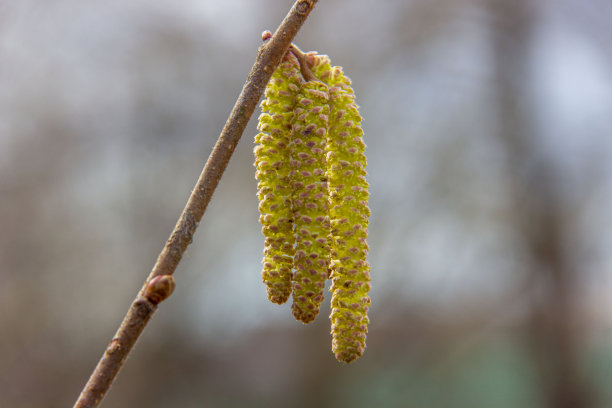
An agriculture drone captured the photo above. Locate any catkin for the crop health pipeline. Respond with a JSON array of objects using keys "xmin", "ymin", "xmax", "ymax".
[
  {"xmin": 309, "ymin": 54, "xmax": 371, "ymax": 363},
  {"xmin": 289, "ymin": 80, "xmax": 331, "ymax": 324},
  {"xmin": 254, "ymin": 53, "xmax": 302, "ymax": 304},
  {"xmin": 255, "ymin": 48, "xmax": 372, "ymax": 363}
]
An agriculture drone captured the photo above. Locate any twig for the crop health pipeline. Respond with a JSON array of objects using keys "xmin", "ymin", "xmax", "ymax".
[
  {"xmin": 289, "ymin": 43, "xmax": 318, "ymax": 82},
  {"xmin": 73, "ymin": 1, "xmax": 319, "ymax": 407}
]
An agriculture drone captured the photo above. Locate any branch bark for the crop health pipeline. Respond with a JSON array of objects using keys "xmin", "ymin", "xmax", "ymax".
[{"xmin": 73, "ymin": 2, "xmax": 319, "ymax": 407}]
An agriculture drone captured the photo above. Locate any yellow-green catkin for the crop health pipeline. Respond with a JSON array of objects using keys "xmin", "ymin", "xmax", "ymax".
[
  {"xmin": 289, "ymin": 80, "xmax": 331, "ymax": 324},
  {"xmin": 309, "ymin": 53, "xmax": 371, "ymax": 363},
  {"xmin": 254, "ymin": 53, "xmax": 302, "ymax": 305}
]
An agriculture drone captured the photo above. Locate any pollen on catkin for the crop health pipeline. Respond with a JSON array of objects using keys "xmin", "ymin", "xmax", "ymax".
[
  {"xmin": 254, "ymin": 52, "xmax": 302, "ymax": 305},
  {"xmin": 311, "ymin": 54, "xmax": 371, "ymax": 363},
  {"xmin": 289, "ymin": 80, "xmax": 331, "ymax": 324}
]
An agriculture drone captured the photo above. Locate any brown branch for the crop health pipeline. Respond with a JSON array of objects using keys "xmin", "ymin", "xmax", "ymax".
[{"xmin": 73, "ymin": 2, "xmax": 319, "ymax": 407}]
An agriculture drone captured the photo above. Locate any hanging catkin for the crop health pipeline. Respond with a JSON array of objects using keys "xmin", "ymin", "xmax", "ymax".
[
  {"xmin": 289, "ymin": 80, "xmax": 331, "ymax": 324},
  {"xmin": 308, "ymin": 53, "xmax": 371, "ymax": 363},
  {"xmin": 254, "ymin": 52, "xmax": 302, "ymax": 304}
]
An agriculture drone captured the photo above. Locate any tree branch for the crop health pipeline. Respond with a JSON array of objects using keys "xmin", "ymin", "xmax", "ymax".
[{"xmin": 73, "ymin": 2, "xmax": 319, "ymax": 407}]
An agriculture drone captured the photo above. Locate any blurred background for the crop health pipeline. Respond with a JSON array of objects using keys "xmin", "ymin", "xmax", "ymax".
[{"xmin": 2, "ymin": 0, "xmax": 612, "ymax": 407}]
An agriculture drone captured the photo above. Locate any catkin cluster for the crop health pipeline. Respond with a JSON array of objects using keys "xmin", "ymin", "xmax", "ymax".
[{"xmin": 254, "ymin": 47, "xmax": 370, "ymax": 363}]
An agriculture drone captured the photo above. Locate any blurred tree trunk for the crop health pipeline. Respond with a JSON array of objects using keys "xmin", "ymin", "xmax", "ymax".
[{"xmin": 488, "ymin": 0, "xmax": 592, "ymax": 407}]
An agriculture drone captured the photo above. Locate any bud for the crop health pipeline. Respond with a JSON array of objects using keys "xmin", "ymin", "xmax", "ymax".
[{"xmin": 145, "ymin": 275, "xmax": 175, "ymax": 305}]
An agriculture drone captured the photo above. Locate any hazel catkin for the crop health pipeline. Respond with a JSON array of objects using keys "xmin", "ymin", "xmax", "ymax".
[
  {"xmin": 289, "ymin": 80, "xmax": 331, "ymax": 324},
  {"xmin": 309, "ymin": 54, "xmax": 371, "ymax": 363},
  {"xmin": 254, "ymin": 47, "xmax": 372, "ymax": 363},
  {"xmin": 254, "ymin": 52, "xmax": 302, "ymax": 305}
]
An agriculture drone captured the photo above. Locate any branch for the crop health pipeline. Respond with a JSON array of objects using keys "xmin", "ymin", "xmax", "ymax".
[{"xmin": 73, "ymin": 2, "xmax": 319, "ymax": 407}]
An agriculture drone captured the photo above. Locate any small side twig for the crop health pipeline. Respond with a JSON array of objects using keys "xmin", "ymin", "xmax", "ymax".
[
  {"xmin": 73, "ymin": 1, "xmax": 319, "ymax": 407},
  {"xmin": 290, "ymin": 43, "xmax": 318, "ymax": 82}
]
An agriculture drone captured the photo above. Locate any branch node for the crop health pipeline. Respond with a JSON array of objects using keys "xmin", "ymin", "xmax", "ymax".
[
  {"xmin": 296, "ymin": 0, "xmax": 313, "ymax": 14},
  {"xmin": 106, "ymin": 339, "xmax": 122, "ymax": 355}
]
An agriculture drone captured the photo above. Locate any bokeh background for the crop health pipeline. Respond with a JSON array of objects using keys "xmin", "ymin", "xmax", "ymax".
[{"xmin": 2, "ymin": 0, "xmax": 612, "ymax": 407}]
